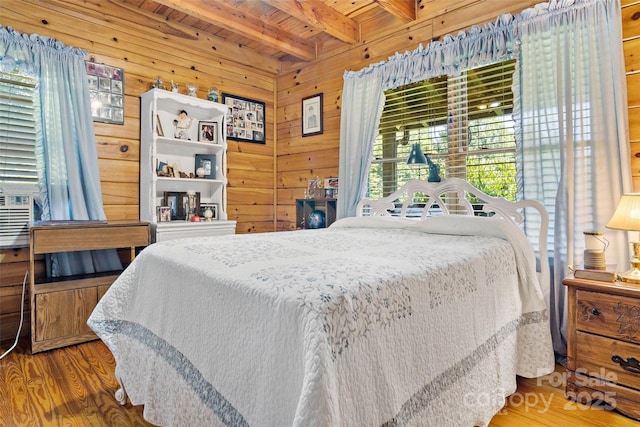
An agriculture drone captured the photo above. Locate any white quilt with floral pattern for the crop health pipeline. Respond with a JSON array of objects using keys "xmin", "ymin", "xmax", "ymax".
[{"xmin": 88, "ymin": 215, "xmax": 554, "ymax": 427}]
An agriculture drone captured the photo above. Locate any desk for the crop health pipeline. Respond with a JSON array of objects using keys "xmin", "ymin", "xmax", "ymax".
[{"xmin": 29, "ymin": 220, "xmax": 150, "ymax": 353}]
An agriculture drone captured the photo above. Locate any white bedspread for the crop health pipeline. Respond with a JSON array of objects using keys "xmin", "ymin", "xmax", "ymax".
[{"xmin": 88, "ymin": 215, "xmax": 554, "ymax": 427}]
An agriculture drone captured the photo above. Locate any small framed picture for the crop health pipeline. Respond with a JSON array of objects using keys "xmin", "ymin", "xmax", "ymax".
[
  {"xmin": 163, "ymin": 191, "xmax": 182, "ymax": 220},
  {"xmin": 195, "ymin": 154, "xmax": 216, "ymax": 179},
  {"xmin": 198, "ymin": 121, "xmax": 218, "ymax": 143},
  {"xmin": 157, "ymin": 206, "xmax": 171, "ymax": 222},
  {"xmin": 307, "ymin": 177, "xmax": 321, "ymax": 199},
  {"xmin": 200, "ymin": 203, "xmax": 218, "ymax": 220},
  {"xmin": 302, "ymin": 93, "xmax": 323, "ymax": 137}
]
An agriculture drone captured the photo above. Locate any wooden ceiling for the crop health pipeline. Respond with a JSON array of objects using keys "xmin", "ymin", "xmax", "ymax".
[{"xmin": 120, "ymin": 0, "xmax": 418, "ymax": 63}]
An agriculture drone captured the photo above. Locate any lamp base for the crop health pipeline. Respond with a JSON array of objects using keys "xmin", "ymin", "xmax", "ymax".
[
  {"xmin": 619, "ymin": 268, "xmax": 640, "ymax": 284},
  {"xmin": 621, "ymin": 241, "xmax": 640, "ymax": 285}
]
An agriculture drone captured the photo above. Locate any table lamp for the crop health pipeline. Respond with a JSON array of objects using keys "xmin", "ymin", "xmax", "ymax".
[
  {"xmin": 406, "ymin": 143, "xmax": 441, "ymax": 182},
  {"xmin": 606, "ymin": 193, "xmax": 640, "ymax": 284},
  {"xmin": 407, "ymin": 143, "xmax": 428, "ymax": 165}
]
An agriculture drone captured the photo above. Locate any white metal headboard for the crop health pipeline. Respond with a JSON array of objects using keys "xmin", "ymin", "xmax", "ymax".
[{"xmin": 356, "ymin": 178, "xmax": 550, "ymax": 292}]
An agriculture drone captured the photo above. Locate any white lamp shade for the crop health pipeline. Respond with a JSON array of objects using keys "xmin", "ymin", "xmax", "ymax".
[{"xmin": 606, "ymin": 193, "xmax": 640, "ymax": 231}]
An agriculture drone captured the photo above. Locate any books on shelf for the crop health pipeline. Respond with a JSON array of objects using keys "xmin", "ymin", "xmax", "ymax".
[{"xmin": 572, "ymin": 264, "xmax": 618, "ymax": 282}]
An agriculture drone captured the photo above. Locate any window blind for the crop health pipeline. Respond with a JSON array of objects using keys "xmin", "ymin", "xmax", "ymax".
[
  {"xmin": 369, "ymin": 60, "xmax": 517, "ymax": 211},
  {"xmin": 0, "ymin": 71, "xmax": 38, "ymax": 191}
]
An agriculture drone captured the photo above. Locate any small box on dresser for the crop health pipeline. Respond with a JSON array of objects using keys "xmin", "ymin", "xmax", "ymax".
[{"xmin": 563, "ymin": 276, "xmax": 640, "ymax": 420}]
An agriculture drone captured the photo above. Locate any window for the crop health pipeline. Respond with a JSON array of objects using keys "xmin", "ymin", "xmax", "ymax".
[
  {"xmin": 0, "ymin": 71, "xmax": 38, "ymax": 193},
  {"xmin": 369, "ymin": 60, "xmax": 516, "ymax": 211}
]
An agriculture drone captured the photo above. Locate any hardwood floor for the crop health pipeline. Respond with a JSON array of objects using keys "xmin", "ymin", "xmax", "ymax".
[
  {"xmin": 0, "ymin": 338, "xmax": 150, "ymax": 426},
  {"xmin": 0, "ymin": 337, "xmax": 638, "ymax": 426}
]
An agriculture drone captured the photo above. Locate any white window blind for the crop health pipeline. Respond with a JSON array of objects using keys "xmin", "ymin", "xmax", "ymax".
[
  {"xmin": 0, "ymin": 71, "xmax": 38, "ymax": 192},
  {"xmin": 369, "ymin": 60, "xmax": 516, "ymax": 212}
]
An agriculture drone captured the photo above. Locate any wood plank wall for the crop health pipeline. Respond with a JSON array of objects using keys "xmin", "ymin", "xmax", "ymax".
[
  {"xmin": 0, "ymin": 0, "xmax": 278, "ymax": 342},
  {"xmin": 623, "ymin": 0, "xmax": 640, "ymax": 189}
]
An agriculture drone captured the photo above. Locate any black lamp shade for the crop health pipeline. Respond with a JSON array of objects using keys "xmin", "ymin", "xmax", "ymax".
[{"xmin": 407, "ymin": 143, "xmax": 428, "ymax": 165}]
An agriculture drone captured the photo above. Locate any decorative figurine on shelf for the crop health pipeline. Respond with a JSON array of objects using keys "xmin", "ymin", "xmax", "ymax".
[
  {"xmin": 203, "ymin": 207, "xmax": 214, "ymax": 222},
  {"xmin": 152, "ymin": 76, "xmax": 164, "ymax": 90},
  {"xmin": 307, "ymin": 209, "xmax": 326, "ymax": 229},
  {"xmin": 186, "ymin": 83, "xmax": 198, "ymax": 97},
  {"xmin": 174, "ymin": 110, "xmax": 192, "ymax": 140},
  {"xmin": 207, "ymin": 87, "xmax": 219, "ymax": 102},
  {"xmin": 171, "ymin": 80, "xmax": 179, "ymax": 93},
  {"xmin": 196, "ymin": 167, "xmax": 206, "ymax": 178},
  {"xmin": 186, "ymin": 190, "xmax": 197, "ymax": 221}
]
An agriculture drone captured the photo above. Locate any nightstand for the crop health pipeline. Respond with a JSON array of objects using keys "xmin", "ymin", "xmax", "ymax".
[
  {"xmin": 29, "ymin": 221, "xmax": 150, "ymax": 353},
  {"xmin": 563, "ymin": 277, "xmax": 640, "ymax": 420}
]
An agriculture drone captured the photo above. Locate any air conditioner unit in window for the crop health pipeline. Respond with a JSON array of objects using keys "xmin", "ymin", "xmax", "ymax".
[{"xmin": 0, "ymin": 194, "xmax": 32, "ymax": 248}]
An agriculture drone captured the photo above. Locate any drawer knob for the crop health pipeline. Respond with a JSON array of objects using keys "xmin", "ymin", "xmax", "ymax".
[
  {"xmin": 612, "ymin": 355, "xmax": 640, "ymax": 374},
  {"xmin": 591, "ymin": 308, "xmax": 600, "ymax": 316}
]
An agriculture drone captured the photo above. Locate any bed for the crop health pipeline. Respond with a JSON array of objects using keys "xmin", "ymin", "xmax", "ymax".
[{"xmin": 88, "ymin": 178, "xmax": 555, "ymax": 426}]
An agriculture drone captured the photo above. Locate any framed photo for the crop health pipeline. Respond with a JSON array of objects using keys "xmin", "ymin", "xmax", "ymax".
[
  {"xmin": 85, "ymin": 61, "xmax": 124, "ymax": 125},
  {"xmin": 195, "ymin": 154, "xmax": 216, "ymax": 179},
  {"xmin": 307, "ymin": 177, "xmax": 321, "ymax": 199},
  {"xmin": 302, "ymin": 93, "xmax": 323, "ymax": 137},
  {"xmin": 163, "ymin": 191, "xmax": 182, "ymax": 220},
  {"xmin": 157, "ymin": 206, "xmax": 172, "ymax": 222},
  {"xmin": 198, "ymin": 121, "xmax": 218, "ymax": 143},
  {"xmin": 324, "ymin": 177, "xmax": 338, "ymax": 199},
  {"xmin": 222, "ymin": 93, "xmax": 265, "ymax": 144},
  {"xmin": 200, "ymin": 203, "xmax": 219, "ymax": 220}
]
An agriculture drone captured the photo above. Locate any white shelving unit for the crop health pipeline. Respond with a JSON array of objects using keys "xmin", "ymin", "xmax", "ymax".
[{"xmin": 140, "ymin": 89, "xmax": 236, "ymax": 242}]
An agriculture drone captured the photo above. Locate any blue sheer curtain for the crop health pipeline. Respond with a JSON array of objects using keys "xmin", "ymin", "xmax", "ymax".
[
  {"xmin": 0, "ymin": 26, "xmax": 121, "ymax": 275},
  {"xmin": 338, "ymin": 0, "xmax": 631, "ymax": 361},
  {"xmin": 514, "ymin": 0, "xmax": 631, "ymax": 360}
]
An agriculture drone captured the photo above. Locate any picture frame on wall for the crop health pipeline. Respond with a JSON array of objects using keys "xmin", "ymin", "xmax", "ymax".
[
  {"xmin": 222, "ymin": 93, "xmax": 265, "ymax": 144},
  {"xmin": 85, "ymin": 60, "xmax": 125, "ymax": 125},
  {"xmin": 302, "ymin": 93, "xmax": 323, "ymax": 137},
  {"xmin": 198, "ymin": 121, "xmax": 218, "ymax": 143}
]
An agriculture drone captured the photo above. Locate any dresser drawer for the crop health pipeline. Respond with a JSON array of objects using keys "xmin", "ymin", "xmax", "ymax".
[
  {"xmin": 576, "ymin": 331, "xmax": 640, "ymax": 390},
  {"xmin": 576, "ymin": 290, "xmax": 640, "ymax": 344}
]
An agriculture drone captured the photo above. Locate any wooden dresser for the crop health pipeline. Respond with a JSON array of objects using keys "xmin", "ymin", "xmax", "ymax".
[
  {"xmin": 29, "ymin": 220, "xmax": 150, "ymax": 353},
  {"xmin": 564, "ymin": 277, "xmax": 640, "ymax": 420}
]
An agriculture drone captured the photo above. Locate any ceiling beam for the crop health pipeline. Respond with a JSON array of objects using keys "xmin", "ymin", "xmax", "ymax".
[
  {"xmin": 373, "ymin": 0, "xmax": 416, "ymax": 22},
  {"xmin": 152, "ymin": 0, "xmax": 317, "ymax": 61},
  {"xmin": 262, "ymin": 0, "xmax": 360, "ymax": 44}
]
